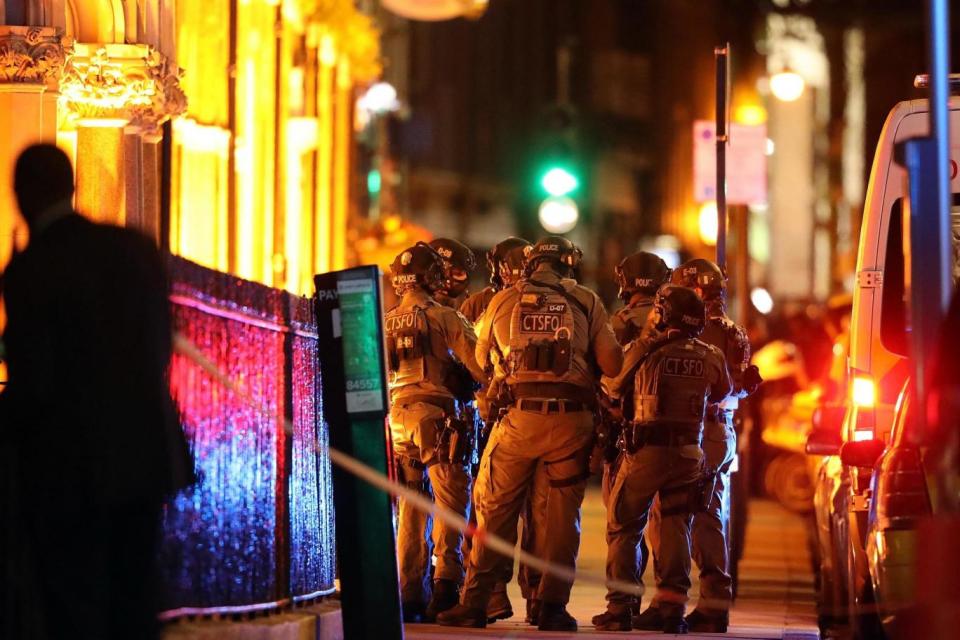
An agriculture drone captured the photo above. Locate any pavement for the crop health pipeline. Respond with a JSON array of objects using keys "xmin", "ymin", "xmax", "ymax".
[{"xmin": 406, "ymin": 486, "xmax": 820, "ymax": 639}]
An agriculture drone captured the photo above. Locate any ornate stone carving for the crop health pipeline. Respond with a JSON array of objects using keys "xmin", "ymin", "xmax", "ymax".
[
  {"xmin": 60, "ymin": 43, "xmax": 187, "ymax": 127},
  {"xmin": 0, "ymin": 26, "xmax": 67, "ymax": 84}
]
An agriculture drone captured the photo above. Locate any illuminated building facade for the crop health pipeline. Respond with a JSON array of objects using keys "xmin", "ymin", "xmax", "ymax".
[{"xmin": 0, "ymin": 0, "xmax": 380, "ymax": 296}]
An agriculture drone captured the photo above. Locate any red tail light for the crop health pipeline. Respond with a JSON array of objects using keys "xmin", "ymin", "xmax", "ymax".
[{"xmin": 875, "ymin": 447, "xmax": 931, "ymax": 527}]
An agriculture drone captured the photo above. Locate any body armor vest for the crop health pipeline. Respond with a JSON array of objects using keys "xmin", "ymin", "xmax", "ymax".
[
  {"xmin": 385, "ymin": 305, "xmax": 437, "ymax": 390},
  {"xmin": 506, "ymin": 281, "xmax": 580, "ymax": 385},
  {"xmin": 633, "ymin": 338, "xmax": 715, "ymax": 427}
]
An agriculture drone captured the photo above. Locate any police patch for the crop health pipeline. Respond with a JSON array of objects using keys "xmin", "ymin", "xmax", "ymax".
[
  {"xmin": 519, "ymin": 312, "xmax": 564, "ymax": 333},
  {"xmin": 663, "ymin": 356, "xmax": 704, "ymax": 378}
]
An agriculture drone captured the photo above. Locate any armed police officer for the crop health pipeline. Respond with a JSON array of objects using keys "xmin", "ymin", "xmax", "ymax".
[
  {"xmin": 640, "ymin": 258, "xmax": 762, "ymax": 633},
  {"xmin": 429, "ymin": 237, "xmax": 477, "ymax": 309},
  {"xmin": 438, "ymin": 236, "xmax": 622, "ymax": 632},
  {"xmin": 610, "ymin": 252, "xmax": 672, "ymax": 345},
  {"xmin": 458, "ymin": 236, "xmax": 532, "ymax": 624},
  {"xmin": 591, "ymin": 252, "xmax": 672, "ymax": 627},
  {"xmin": 596, "ymin": 285, "xmax": 731, "ymax": 633},
  {"xmin": 384, "ymin": 242, "xmax": 487, "ymax": 623},
  {"xmin": 597, "ymin": 251, "xmax": 673, "ymax": 473}
]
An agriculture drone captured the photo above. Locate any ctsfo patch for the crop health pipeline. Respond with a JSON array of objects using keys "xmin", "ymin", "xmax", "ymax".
[
  {"xmin": 663, "ymin": 356, "xmax": 704, "ymax": 378},
  {"xmin": 385, "ymin": 311, "xmax": 417, "ymax": 333},
  {"xmin": 518, "ymin": 302, "xmax": 567, "ymax": 333}
]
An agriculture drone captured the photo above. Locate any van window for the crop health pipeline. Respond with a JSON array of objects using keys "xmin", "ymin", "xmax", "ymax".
[{"xmin": 882, "ymin": 196, "xmax": 960, "ymax": 356}]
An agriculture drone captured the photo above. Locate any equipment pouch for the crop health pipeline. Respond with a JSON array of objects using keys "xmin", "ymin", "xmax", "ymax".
[{"xmin": 552, "ymin": 327, "xmax": 572, "ymax": 376}]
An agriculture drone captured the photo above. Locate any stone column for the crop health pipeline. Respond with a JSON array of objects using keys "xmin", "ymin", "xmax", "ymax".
[
  {"xmin": 0, "ymin": 25, "xmax": 65, "ymax": 268},
  {"xmin": 60, "ymin": 42, "xmax": 185, "ymax": 240}
]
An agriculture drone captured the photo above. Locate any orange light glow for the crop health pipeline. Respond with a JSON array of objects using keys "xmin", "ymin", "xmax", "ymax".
[
  {"xmin": 852, "ymin": 376, "xmax": 877, "ymax": 408},
  {"xmin": 698, "ymin": 201, "xmax": 718, "ymax": 246},
  {"xmin": 734, "ymin": 104, "xmax": 767, "ymax": 126}
]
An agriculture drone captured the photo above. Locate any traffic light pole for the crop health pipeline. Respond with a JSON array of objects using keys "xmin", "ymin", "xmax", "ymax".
[{"xmin": 715, "ymin": 44, "xmax": 729, "ymax": 272}]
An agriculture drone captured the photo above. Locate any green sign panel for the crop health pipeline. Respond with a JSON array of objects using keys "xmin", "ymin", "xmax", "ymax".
[{"xmin": 336, "ymin": 275, "xmax": 385, "ymax": 414}]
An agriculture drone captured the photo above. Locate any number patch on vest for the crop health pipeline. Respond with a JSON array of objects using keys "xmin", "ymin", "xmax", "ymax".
[
  {"xmin": 663, "ymin": 357, "xmax": 704, "ymax": 378},
  {"xmin": 385, "ymin": 312, "xmax": 417, "ymax": 332},
  {"xmin": 519, "ymin": 311, "xmax": 564, "ymax": 333}
]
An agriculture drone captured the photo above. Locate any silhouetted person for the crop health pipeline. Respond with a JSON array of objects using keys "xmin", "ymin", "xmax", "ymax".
[{"xmin": 0, "ymin": 144, "xmax": 193, "ymax": 639}]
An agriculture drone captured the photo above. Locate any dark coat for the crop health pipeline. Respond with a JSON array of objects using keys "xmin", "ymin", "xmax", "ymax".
[{"xmin": 0, "ymin": 214, "xmax": 192, "ymax": 508}]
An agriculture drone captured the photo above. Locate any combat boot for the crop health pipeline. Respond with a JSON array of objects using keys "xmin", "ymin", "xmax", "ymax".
[
  {"xmin": 436, "ymin": 603, "xmax": 487, "ymax": 628},
  {"xmin": 660, "ymin": 605, "xmax": 688, "ymax": 635},
  {"xmin": 486, "ymin": 587, "xmax": 513, "ymax": 623},
  {"xmin": 631, "ymin": 605, "xmax": 664, "ymax": 630},
  {"xmin": 685, "ymin": 608, "xmax": 729, "ymax": 632},
  {"xmin": 525, "ymin": 598, "xmax": 541, "ymax": 625},
  {"xmin": 591, "ymin": 607, "xmax": 632, "ymax": 631},
  {"xmin": 424, "ymin": 579, "xmax": 460, "ymax": 621},
  {"xmin": 537, "ymin": 602, "xmax": 577, "ymax": 632}
]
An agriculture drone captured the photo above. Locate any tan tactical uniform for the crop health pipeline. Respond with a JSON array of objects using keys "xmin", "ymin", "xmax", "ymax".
[
  {"xmin": 463, "ymin": 264, "xmax": 622, "ymax": 609},
  {"xmin": 605, "ymin": 336, "xmax": 731, "ymax": 619},
  {"xmin": 459, "ymin": 286, "xmax": 495, "ymax": 324},
  {"xmin": 610, "ymin": 296, "xmax": 655, "ymax": 346},
  {"xmin": 648, "ymin": 305, "xmax": 750, "ymax": 611},
  {"xmin": 386, "ymin": 289, "xmax": 486, "ymax": 605}
]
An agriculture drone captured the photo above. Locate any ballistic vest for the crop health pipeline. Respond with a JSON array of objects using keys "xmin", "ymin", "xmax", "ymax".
[
  {"xmin": 505, "ymin": 280, "xmax": 583, "ymax": 385},
  {"xmin": 633, "ymin": 337, "xmax": 723, "ymax": 427},
  {"xmin": 385, "ymin": 304, "xmax": 441, "ymax": 390}
]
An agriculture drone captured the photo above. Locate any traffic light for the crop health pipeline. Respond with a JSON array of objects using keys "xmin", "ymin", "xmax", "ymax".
[{"xmin": 540, "ymin": 165, "xmax": 579, "ymax": 197}]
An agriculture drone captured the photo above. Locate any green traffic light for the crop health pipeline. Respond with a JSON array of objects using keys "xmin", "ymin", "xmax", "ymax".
[
  {"xmin": 540, "ymin": 166, "xmax": 579, "ymax": 197},
  {"xmin": 367, "ymin": 169, "xmax": 382, "ymax": 195}
]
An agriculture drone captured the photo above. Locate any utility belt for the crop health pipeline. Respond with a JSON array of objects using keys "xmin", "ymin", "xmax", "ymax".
[
  {"xmin": 510, "ymin": 382, "xmax": 596, "ymax": 406},
  {"xmin": 623, "ymin": 422, "xmax": 701, "ymax": 453},
  {"xmin": 515, "ymin": 398, "xmax": 589, "ymax": 414},
  {"xmin": 394, "ymin": 394, "xmax": 476, "ymax": 467}
]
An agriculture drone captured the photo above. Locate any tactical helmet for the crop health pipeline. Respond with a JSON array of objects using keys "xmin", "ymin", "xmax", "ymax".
[
  {"xmin": 487, "ymin": 236, "xmax": 532, "ymax": 289},
  {"xmin": 524, "ymin": 235, "xmax": 582, "ymax": 276},
  {"xmin": 390, "ymin": 242, "xmax": 445, "ymax": 294},
  {"xmin": 615, "ymin": 252, "xmax": 671, "ymax": 302},
  {"xmin": 671, "ymin": 258, "xmax": 726, "ymax": 301},
  {"xmin": 428, "ymin": 237, "xmax": 476, "ymax": 297},
  {"xmin": 653, "ymin": 285, "xmax": 705, "ymax": 337}
]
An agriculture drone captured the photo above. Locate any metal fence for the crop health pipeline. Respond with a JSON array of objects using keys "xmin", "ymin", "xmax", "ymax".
[{"xmin": 158, "ymin": 256, "xmax": 335, "ymax": 616}]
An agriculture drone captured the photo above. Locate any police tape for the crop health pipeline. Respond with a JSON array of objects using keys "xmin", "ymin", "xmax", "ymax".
[{"xmin": 172, "ymin": 332, "xmax": 739, "ymax": 611}]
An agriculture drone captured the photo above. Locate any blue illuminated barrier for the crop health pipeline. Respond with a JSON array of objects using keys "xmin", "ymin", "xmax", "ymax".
[{"xmin": 158, "ymin": 256, "xmax": 335, "ymax": 617}]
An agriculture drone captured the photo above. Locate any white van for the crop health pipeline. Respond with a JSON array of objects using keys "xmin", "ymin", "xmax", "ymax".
[
  {"xmin": 848, "ymin": 94, "xmax": 960, "ymax": 444},
  {"xmin": 811, "ymin": 90, "xmax": 960, "ymax": 637}
]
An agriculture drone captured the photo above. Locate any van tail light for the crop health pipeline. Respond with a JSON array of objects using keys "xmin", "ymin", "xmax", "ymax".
[
  {"xmin": 875, "ymin": 447, "xmax": 931, "ymax": 528},
  {"xmin": 852, "ymin": 376, "xmax": 877, "ymax": 408}
]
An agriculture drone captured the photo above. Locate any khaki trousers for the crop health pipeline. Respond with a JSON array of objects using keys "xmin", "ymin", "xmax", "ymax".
[
  {"xmin": 648, "ymin": 417, "xmax": 736, "ymax": 610},
  {"xmin": 605, "ymin": 443, "xmax": 702, "ymax": 618},
  {"xmin": 390, "ymin": 401, "xmax": 472, "ymax": 604},
  {"xmin": 463, "ymin": 406, "xmax": 594, "ymax": 608}
]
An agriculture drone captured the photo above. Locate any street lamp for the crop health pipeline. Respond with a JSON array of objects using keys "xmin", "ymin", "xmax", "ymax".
[{"xmin": 770, "ymin": 69, "xmax": 805, "ymax": 102}]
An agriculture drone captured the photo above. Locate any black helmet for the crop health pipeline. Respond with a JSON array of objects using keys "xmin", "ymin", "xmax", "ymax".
[
  {"xmin": 428, "ymin": 237, "xmax": 476, "ymax": 297},
  {"xmin": 487, "ymin": 236, "xmax": 532, "ymax": 289},
  {"xmin": 524, "ymin": 235, "xmax": 582, "ymax": 276},
  {"xmin": 671, "ymin": 258, "xmax": 726, "ymax": 301},
  {"xmin": 615, "ymin": 252, "xmax": 671, "ymax": 303},
  {"xmin": 390, "ymin": 242, "xmax": 445, "ymax": 294},
  {"xmin": 653, "ymin": 285, "xmax": 705, "ymax": 337}
]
